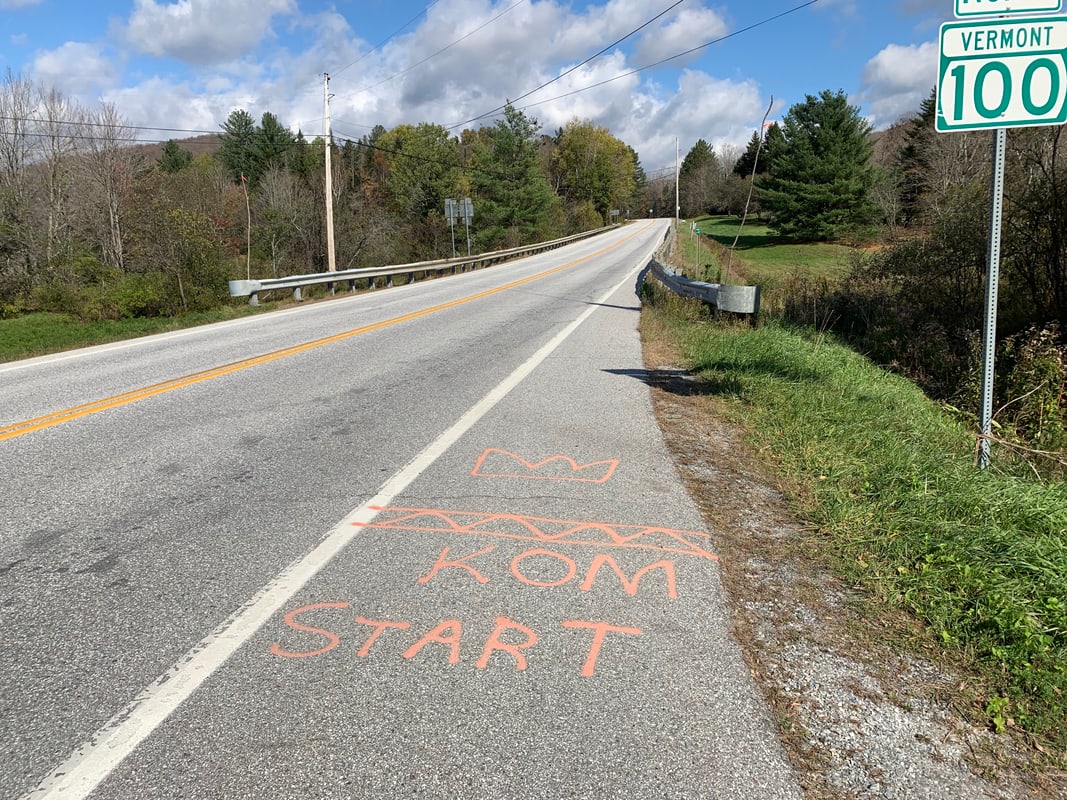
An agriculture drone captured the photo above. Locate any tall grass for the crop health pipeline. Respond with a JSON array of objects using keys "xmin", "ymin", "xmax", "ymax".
[
  {"xmin": 0, "ymin": 306, "xmax": 266, "ymax": 363},
  {"xmin": 650, "ymin": 299, "xmax": 1067, "ymax": 745}
]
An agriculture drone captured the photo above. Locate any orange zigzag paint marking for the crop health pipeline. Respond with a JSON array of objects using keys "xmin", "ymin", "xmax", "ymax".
[
  {"xmin": 471, "ymin": 449, "xmax": 620, "ymax": 484},
  {"xmin": 353, "ymin": 506, "xmax": 718, "ymax": 561}
]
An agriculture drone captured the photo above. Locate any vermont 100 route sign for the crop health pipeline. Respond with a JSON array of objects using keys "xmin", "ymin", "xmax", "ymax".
[{"xmin": 937, "ymin": 16, "xmax": 1067, "ymax": 131}]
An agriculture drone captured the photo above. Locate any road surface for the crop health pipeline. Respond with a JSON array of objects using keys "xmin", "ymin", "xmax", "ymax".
[{"xmin": 0, "ymin": 221, "xmax": 801, "ymax": 799}]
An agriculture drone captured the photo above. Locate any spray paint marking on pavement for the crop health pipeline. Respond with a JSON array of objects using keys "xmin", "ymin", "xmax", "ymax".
[
  {"xmin": 355, "ymin": 506, "xmax": 718, "ymax": 560},
  {"xmin": 270, "ymin": 604, "xmax": 643, "ymax": 678},
  {"xmin": 269, "ymin": 509, "xmax": 715, "ymax": 674},
  {"xmin": 470, "ymin": 448, "xmax": 620, "ymax": 483}
]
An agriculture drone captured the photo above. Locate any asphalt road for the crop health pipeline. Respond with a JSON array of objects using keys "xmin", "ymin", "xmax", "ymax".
[{"xmin": 0, "ymin": 221, "xmax": 802, "ymax": 799}]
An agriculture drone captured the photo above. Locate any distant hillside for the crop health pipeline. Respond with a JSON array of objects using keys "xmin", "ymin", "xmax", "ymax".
[{"xmin": 132, "ymin": 133, "xmax": 222, "ymax": 163}]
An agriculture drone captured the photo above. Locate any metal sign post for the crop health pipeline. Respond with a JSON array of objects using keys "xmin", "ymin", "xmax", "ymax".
[
  {"xmin": 444, "ymin": 198, "xmax": 458, "ymax": 258},
  {"xmin": 979, "ymin": 127, "xmax": 1007, "ymax": 469},
  {"xmin": 460, "ymin": 197, "xmax": 473, "ymax": 256}
]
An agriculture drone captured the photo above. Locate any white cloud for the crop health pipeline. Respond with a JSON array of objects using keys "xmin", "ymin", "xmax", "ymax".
[
  {"xmin": 857, "ymin": 40, "xmax": 937, "ymax": 128},
  {"xmin": 105, "ymin": 76, "xmax": 249, "ymax": 134},
  {"xmin": 632, "ymin": 6, "xmax": 729, "ymax": 67},
  {"xmin": 123, "ymin": 0, "xmax": 297, "ymax": 66},
  {"xmin": 66, "ymin": 0, "xmax": 777, "ymax": 175},
  {"xmin": 32, "ymin": 42, "xmax": 118, "ymax": 98},
  {"xmin": 587, "ymin": 68, "xmax": 767, "ymax": 172}
]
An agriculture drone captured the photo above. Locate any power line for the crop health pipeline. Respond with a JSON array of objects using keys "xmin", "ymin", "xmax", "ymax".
[
  {"xmin": 330, "ymin": 125, "xmax": 512, "ymax": 180},
  {"xmin": 446, "ymin": 0, "xmax": 686, "ymax": 131},
  {"xmin": 0, "ymin": 126, "xmax": 220, "ymax": 148},
  {"xmin": 0, "ymin": 0, "xmax": 823, "ymax": 155},
  {"xmin": 0, "ymin": 114, "xmax": 218, "ymax": 138},
  {"xmin": 291, "ymin": 1, "xmax": 527, "ymax": 134},
  {"xmin": 356, "ymin": 0, "xmax": 528, "ymax": 96},
  {"xmin": 330, "ymin": 0, "xmax": 446, "ymax": 79},
  {"xmin": 466, "ymin": 0, "xmax": 823, "ymax": 128}
]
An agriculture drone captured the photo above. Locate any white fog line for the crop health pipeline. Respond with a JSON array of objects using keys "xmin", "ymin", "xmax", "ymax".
[{"xmin": 23, "ymin": 246, "xmax": 654, "ymax": 800}]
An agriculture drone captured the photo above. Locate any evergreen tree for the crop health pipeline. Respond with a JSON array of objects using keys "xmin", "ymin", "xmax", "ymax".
[
  {"xmin": 680, "ymin": 139, "xmax": 716, "ymax": 177},
  {"xmin": 254, "ymin": 112, "xmax": 295, "ymax": 175},
  {"xmin": 157, "ymin": 140, "xmax": 192, "ymax": 174},
  {"xmin": 679, "ymin": 139, "xmax": 719, "ymax": 217},
  {"xmin": 218, "ymin": 109, "xmax": 258, "ymax": 184},
  {"xmin": 758, "ymin": 90, "xmax": 877, "ymax": 241},
  {"xmin": 733, "ymin": 124, "xmax": 781, "ymax": 178},
  {"xmin": 897, "ymin": 89, "xmax": 937, "ymax": 226},
  {"xmin": 626, "ymin": 145, "xmax": 647, "ymax": 218},
  {"xmin": 471, "ymin": 103, "xmax": 562, "ymax": 248}
]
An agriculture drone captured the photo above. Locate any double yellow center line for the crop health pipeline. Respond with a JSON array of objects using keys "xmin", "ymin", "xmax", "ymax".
[{"xmin": 1, "ymin": 224, "xmax": 652, "ymax": 443}]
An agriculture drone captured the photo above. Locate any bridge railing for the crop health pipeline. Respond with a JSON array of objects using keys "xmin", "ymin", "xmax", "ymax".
[
  {"xmin": 228, "ymin": 225, "xmax": 617, "ymax": 306},
  {"xmin": 637, "ymin": 225, "xmax": 761, "ymax": 317}
]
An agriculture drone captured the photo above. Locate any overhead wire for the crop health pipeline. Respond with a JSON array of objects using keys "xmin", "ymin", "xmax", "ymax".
[
  {"xmin": 445, "ymin": 0, "xmax": 686, "ymax": 131},
  {"xmin": 330, "ymin": 124, "xmax": 512, "ymax": 179},
  {"xmin": 330, "ymin": 0, "xmax": 446, "ymax": 79},
  {"xmin": 356, "ymin": 0, "xmax": 528, "ymax": 94},
  {"xmin": 460, "ymin": 0, "xmax": 824, "ymax": 127}
]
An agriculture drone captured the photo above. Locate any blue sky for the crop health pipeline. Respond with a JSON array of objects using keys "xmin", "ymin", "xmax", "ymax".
[{"xmin": 0, "ymin": 0, "xmax": 982, "ymax": 172}]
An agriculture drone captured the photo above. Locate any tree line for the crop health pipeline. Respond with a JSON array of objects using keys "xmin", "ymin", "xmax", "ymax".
[{"xmin": 0, "ymin": 71, "xmax": 646, "ymax": 320}]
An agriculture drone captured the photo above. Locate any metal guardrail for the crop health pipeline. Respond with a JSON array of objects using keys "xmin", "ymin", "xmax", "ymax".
[
  {"xmin": 636, "ymin": 226, "xmax": 761, "ymax": 316},
  {"xmin": 228, "ymin": 225, "xmax": 617, "ymax": 306}
]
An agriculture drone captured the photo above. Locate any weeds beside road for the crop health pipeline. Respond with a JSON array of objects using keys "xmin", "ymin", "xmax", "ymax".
[{"xmin": 640, "ymin": 264, "xmax": 1066, "ymax": 795}]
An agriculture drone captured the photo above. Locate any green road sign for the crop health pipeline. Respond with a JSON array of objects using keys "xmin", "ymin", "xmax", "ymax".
[
  {"xmin": 695, "ymin": 228, "xmax": 701, "ymax": 234},
  {"xmin": 938, "ymin": 16, "xmax": 1067, "ymax": 131},
  {"xmin": 956, "ymin": 0, "xmax": 1062, "ymax": 16}
]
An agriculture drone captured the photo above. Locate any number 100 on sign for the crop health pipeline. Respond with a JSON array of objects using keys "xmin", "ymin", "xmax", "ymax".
[{"xmin": 938, "ymin": 17, "xmax": 1067, "ymax": 131}]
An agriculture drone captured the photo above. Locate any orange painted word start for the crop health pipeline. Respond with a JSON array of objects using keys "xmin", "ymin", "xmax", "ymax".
[{"xmin": 271, "ymin": 606, "xmax": 641, "ymax": 678}]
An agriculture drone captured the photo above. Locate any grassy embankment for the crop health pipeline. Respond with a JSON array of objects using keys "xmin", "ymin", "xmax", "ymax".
[
  {"xmin": 649, "ymin": 215, "xmax": 1067, "ymax": 749},
  {"xmin": 0, "ymin": 305, "xmax": 276, "ymax": 363}
]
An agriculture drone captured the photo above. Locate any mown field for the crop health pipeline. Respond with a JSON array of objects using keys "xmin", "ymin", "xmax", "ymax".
[
  {"xmin": 674, "ymin": 214, "xmax": 856, "ymax": 285},
  {"xmin": 643, "ymin": 217, "xmax": 1067, "ymax": 755}
]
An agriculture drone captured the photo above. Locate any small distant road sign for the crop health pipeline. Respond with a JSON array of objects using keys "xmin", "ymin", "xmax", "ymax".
[
  {"xmin": 956, "ymin": 0, "xmax": 1062, "ymax": 17},
  {"xmin": 937, "ymin": 16, "xmax": 1067, "ymax": 131}
]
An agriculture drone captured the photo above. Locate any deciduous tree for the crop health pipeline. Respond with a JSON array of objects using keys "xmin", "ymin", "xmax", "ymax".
[{"xmin": 553, "ymin": 120, "xmax": 635, "ymax": 225}]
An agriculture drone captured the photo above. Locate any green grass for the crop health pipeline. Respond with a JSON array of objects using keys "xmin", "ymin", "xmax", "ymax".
[
  {"xmin": 683, "ymin": 215, "xmax": 856, "ymax": 284},
  {"xmin": 646, "ymin": 296, "xmax": 1067, "ymax": 748},
  {"xmin": 0, "ymin": 305, "xmax": 268, "ymax": 363}
]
